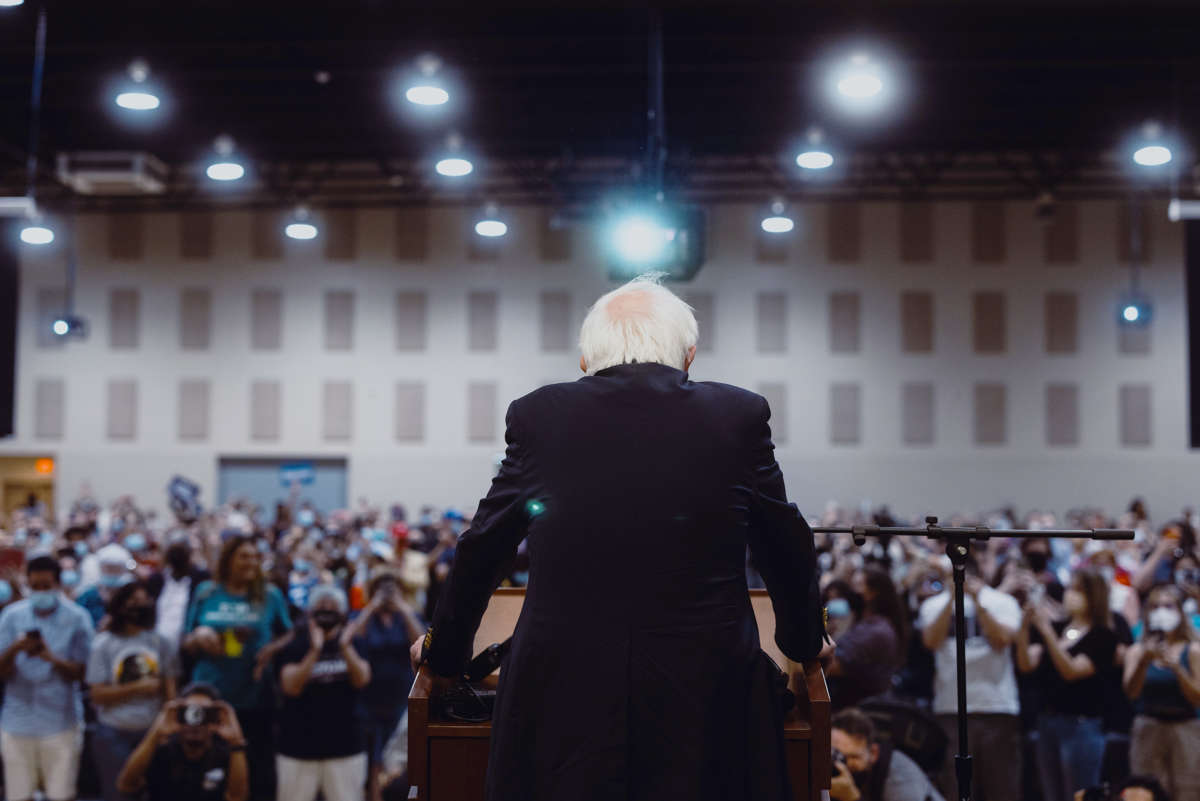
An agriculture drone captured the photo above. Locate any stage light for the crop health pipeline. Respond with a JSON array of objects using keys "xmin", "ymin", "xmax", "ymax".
[
  {"xmin": 52, "ymin": 318, "xmax": 69, "ymax": 335},
  {"xmin": 836, "ymin": 54, "xmax": 884, "ymax": 99},
  {"xmin": 1122, "ymin": 305, "xmax": 1139, "ymax": 322},
  {"xmin": 284, "ymin": 206, "xmax": 318, "ymax": 240},
  {"xmin": 1133, "ymin": 145, "xmax": 1171, "ymax": 167},
  {"xmin": 19, "ymin": 224, "xmax": 53, "ymax": 245},
  {"xmin": 796, "ymin": 127, "xmax": 834, "ymax": 170},
  {"xmin": 823, "ymin": 50, "xmax": 897, "ymax": 116},
  {"xmin": 760, "ymin": 199, "xmax": 794, "ymax": 233},
  {"xmin": 1118, "ymin": 293, "xmax": 1152, "ymax": 326},
  {"xmin": 602, "ymin": 203, "xmax": 707, "ymax": 280},
  {"xmin": 611, "ymin": 214, "xmax": 671, "ymax": 265},
  {"xmin": 435, "ymin": 157, "xmax": 472, "ymax": 177},
  {"xmin": 475, "ymin": 203, "xmax": 508, "ymax": 237},
  {"xmin": 206, "ymin": 135, "xmax": 245, "ymax": 182},
  {"xmin": 50, "ymin": 314, "xmax": 87, "ymax": 338},
  {"xmin": 406, "ymin": 86, "xmax": 449, "ymax": 106},
  {"xmin": 116, "ymin": 91, "xmax": 158, "ymax": 110},
  {"xmin": 0, "ymin": 1, "xmax": 24, "ymax": 8}
]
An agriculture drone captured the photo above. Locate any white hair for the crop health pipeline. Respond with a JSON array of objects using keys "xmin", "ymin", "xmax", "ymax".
[{"xmin": 578, "ymin": 273, "xmax": 699, "ymax": 375}]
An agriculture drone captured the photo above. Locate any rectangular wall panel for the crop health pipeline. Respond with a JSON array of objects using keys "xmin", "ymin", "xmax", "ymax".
[
  {"xmin": 972, "ymin": 291, "xmax": 1006, "ymax": 353},
  {"xmin": 900, "ymin": 291, "xmax": 934, "ymax": 353},
  {"xmin": 827, "ymin": 202, "xmax": 862, "ymax": 263},
  {"xmin": 1043, "ymin": 202, "xmax": 1079, "ymax": 263},
  {"xmin": 467, "ymin": 382, "xmax": 497, "ymax": 442},
  {"xmin": 539, "ymin": 210, "xmax": 572, "ymax": 261},
  {"xmin": 540, "ymin": 291, "xmax": 571, "ymax": 352},
  {"xmin": 107, "ymin": 379, "xmax": 138, "ymax": 440},
  {"xmin": 107, "ymin": 214, "xmax": 145, "ymax": 260},
  {"xmin": 109, "ymin": 288, "xmax": 140, "ymax": 349},
  {"xmin": 899, "ymin": 202, "xmax": 934, "ymax": 263},
  {"xmin": 830, "ymin": 382, "xmax": 861, "ymax": 445},
  {"xmin": 179, "ymin": 212, "xmax": 214, "ymax": 259},
  {"xmin": 468, "ymin": 291, "xmax": 499, "ymax": 351},
  {"xmin": 250, "ymin": 380, "xmax": 281, "ymax": 441},
  {"xmin": 394, "ymin": 209, "xmax": 430, "ymax": 261},
  {"xmin": 251, "ymin": 210, "xmax": 284, "ymax": 260},
  {"xmin": 684, "ymin": 292, "xmax": 715, "ymax": 353},
  {"xmin": 394, "ymin": 291, "xmax": 428, "ymax": 351},
  {"xmin": 902, "ymin": 382, "xmax": 934, "ymax": 445},
  {"xmin": 34, "ymin": 378, "xmax": 64, "ymax": 440},
  {"xmin": 1044, "ymin": 292, "xmax": 1078, "ymax": 353},
  {"xmin": 1119, "ymin": 326, "xmax": 1151, "ymax": 355},
  {"xmin": 756, "ymin": 292, "xmax": 788, "ymax": 353},
  {"xmin": 971, "ymin": 201, "xmax": 1007, "ymax": 263},
  {"xmin": 180, "ymin": 288, "xmax": 212, "ymax": 349},
  {"xmin": 829, "ymin": 291, "xmax": 861, "ymax": 353},
  {"xmin": 758, "ymin": 382, "xmax": 788, "ymax": 444},
  {"xmin": 36, "ymin": 287, "xmax": 66, "ymax": 349},
  {"xmin": 324, "ymin": 209, "xmax": 358, "ymax": 260},
  {"xmin": 974, "ymin": 383, "xmax": 1007, "ymax": 445},
  {"xmin": 322, "ymin": 381, "xmax": 353, "ymax": 441},
  {"xmin": 394, "ymin": 382, "xmax": 425, "ymax": 442},
  {"xmin": 250, "ymin": 289, "xmax": 283, "ymax": 350},
  {"xmin": 1046, "ymin": 383, "xmax": 1079, "ymax": 446},
  {"xmin": 1119, "ymin": 384, "xmax": 1152, "ymax": 446},
  {"xmin": 323, "ymin": 290, "xmax": 355, "ymax": 350},
  {"xmin": 178, "ymin": 379, "xmax": 210, "ymax": 441}
]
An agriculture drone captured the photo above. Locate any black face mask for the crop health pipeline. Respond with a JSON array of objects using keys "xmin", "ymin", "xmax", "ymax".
[
  {"xmin": 312, "ymin": 610, "xmax": 343, "ymax": 632},
  {"xmin": 1026, "ymin": 552, "xmax": 1049, "ymax": 573},
  {"xmin": 128, "ymin": 605, "xmax": 155, "ymax": 628}
]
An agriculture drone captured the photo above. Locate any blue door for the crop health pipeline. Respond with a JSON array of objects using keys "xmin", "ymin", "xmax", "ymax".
[{"xmin": 217, "ymin": 457, "xmax": 348, "ymax": 523}]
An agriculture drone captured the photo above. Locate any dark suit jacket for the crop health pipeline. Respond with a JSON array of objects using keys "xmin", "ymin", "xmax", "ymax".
[{"xmin": 428, "ymin": 360, "xmax": 827, "ymax": 801}]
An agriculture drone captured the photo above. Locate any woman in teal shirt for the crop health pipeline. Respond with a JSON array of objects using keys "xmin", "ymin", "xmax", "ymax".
[{"xmin": 184, "ymin": 535, "xmax": 291, "ymax": 799}]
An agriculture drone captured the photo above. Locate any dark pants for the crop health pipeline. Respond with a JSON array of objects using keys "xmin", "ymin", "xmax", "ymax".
[
  {"xmin": 90, "ymin": 723, "xmax": 146, "ymax": 801},
  {"xmin": 1035, "ymin": 714, "xmax": 1105, "ymax": 801},
  {"xmin": 936, "ymin": 713, "xmax": 1022, "ymax": 801},
  {"xmin": 234, "ymin": 707, "xmax": 276, "ymax": 801}
]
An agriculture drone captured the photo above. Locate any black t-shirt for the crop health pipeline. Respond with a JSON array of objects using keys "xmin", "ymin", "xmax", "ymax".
[
  {"xmin": 273, "ymin": 627, "xmax": 366, "ymax": 759},
  {"xmin": 1030, "ymin": 620, "xmax": 1118, "ymax": 717},
  {"xmin": 145, "ymin": 736, "xmax": 232, "ymax": 801}
]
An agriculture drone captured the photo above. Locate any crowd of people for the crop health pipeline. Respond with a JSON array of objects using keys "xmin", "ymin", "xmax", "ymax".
[{"xmin": 0, "ymin": 489, "xmax": 1197, "ymax": 801}]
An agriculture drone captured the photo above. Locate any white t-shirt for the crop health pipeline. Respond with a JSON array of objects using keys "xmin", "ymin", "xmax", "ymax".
[{"xmin": 916, "ymin": 585, "xmax": 1021, "ymax": 716}]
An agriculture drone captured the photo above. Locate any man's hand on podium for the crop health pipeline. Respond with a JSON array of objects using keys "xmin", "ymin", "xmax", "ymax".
[
  {"xmin": 410, "ymin": 638, "xmax": 460, "ymax": 694},
  {"xmin": 818, "ymin": 636, "xmax": 837, "ymax": 661}
]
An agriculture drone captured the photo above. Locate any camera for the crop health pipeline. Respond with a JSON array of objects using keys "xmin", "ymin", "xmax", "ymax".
[
  {"xmin": 176, "ymin": 704, "xmax": 221, "ymax": 727},
  {"xmin": 832, "ymin": 748, "xmax": 847, "ymax": 766}
]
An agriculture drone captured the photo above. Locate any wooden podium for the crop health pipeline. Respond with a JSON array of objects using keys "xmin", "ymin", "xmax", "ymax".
[{"xmin": 407, "ymin": 588, "xmax": 830, "ymax": 801}]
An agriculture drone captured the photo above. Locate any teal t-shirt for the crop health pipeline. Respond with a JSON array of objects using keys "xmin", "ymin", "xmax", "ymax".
[{"xmin": 184, "ymin": 581, "xmax": 291, "ymax": 709}]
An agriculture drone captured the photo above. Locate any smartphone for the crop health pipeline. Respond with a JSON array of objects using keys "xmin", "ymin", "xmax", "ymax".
[{"xmin": 25, "ymin": 629, "xmax": 41, "ymax": 641}]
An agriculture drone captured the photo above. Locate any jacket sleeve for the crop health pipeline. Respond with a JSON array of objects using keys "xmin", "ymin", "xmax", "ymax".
[
  {"xmin": 427, "ymin": 400, "xmax": 537, "ymax": 677},
  {"xmin": 745, "ymin": 393, "xmax": 829, "ymax": 663}
]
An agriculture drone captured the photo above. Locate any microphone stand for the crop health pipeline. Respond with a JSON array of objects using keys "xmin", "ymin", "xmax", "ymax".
[{"xmin": 812, "ymin": 516, "xmax": 1134, "ymax": 801}]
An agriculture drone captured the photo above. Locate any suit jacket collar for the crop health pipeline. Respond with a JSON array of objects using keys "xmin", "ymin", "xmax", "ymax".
[{"xmin": 592, "ymin": 361, "xmax": 688, "ymax": 381}]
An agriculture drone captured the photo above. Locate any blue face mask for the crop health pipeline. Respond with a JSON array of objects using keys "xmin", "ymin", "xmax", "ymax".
[
  {"xmin": 0, "ymin": 581, "xmax": 12, "ymax": 604},
  {"xmin": 74, "ymin": 542, "xmax": 89, "ymax": 558},
  {"xmin": 100, "ymin": 573, "xmax": 132, "ymax": 588},
  {"xmin": 124, "ymin": 534, "xmax": 146, "ymax": 553},
  {"xmin": 827, "ymin": 598, "xmax": 852, "ymax": 618},
  {"xmin": 60, "ymin": 569, "xmax": 79, "ymax": 588},
  {"xmin": 30, "ymin": 590, "xmax": 58, "ymax": 613},
  {"xmin": 293, "ymin": 560, "xmax": 312, "ymax": 575}
]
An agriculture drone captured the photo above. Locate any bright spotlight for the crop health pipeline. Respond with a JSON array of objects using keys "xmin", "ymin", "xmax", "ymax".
[
  {"xmin": 116, "ymin": 91, "xmax": 160, "ymax": 110},
  {"xmin": 435, "ymin": 157, "xmax": 473, "ymax": 177},
  {"xmin": 797, "ymin": 150, "xmax": 834, "ymax": 170},
  {"xmin": 837, "ymin": 55, "xmax": 884, "ymax": 99},
  {"xmin": 285, "ymin": 222, "xmax": 317, "ymax": 240},
  {"xmin": 475, "ymin": 219, "xmax": 507, "ymax": 237},
  {"xmin": 1133, "ymin": 145, "xmax": 1172, "ymax": 167},
  {"xmin": 206, "ymin": 162, "xmax": 244, "ymax": 181},
  {"xmin": 19, "ymin": 225, "xmax": 53, "ymax": 245},
  {"xmin": 761, "ymin": 216, "xmax": 794, "ymax": 234},
  {"xmin": 0, "ymin": 0, "xmax": 24, "ymax": 7},
  {"xmin": 406, "ymin": 85, "xmax": 449, "ymax": 106},
  {"xmin": 1118, "ymin": 294, "xmax": 1152, "ymax": 326},
  {"xmin": 612, "ymin": 216, "xmax": 672, "ymax": 265},
  {"xmin": 826, "ymin": 51, "xmax": 894, "ymax": 115},
  {"xmin": 52, "ymin": 319, "xmax": 69, "ymax": 336},
  {"xmin": 1122, "ymin": 305, "xmax": 1140, "ymax": 322}
]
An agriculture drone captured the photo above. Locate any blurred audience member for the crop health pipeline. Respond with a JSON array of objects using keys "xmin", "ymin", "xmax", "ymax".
[
  {"xmin": 148, "ymin": 536, "xmax": 211, "ymax": 654},
  {"xmin": 87, "ymin": 580, "xmax": 180, "ymax": 801},
  {"xmin": 0, "ymin": 555, "xmax": 94, "ymax": 801},
  {"xmin": 274, "ymin": 585, "xmax": 371, "ymax": 801},
  {"xmin": 76, "ymin": 545, "xmax": 136, "ymax": 627},
  {"xmin": 1123, "ymin": 585, "xmax": 1200, "ymax": 801},
  {"xmin": 825, "ymin": 567, "xmax": 907, "ymax": 710}
]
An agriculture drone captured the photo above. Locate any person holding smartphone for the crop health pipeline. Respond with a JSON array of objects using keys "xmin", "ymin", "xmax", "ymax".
[
  {"xmin": 116, "ymin": 683, "xmax": 248, "ymax": 801},
  {"xmin": 0, "ymin": 554, "xmax": 94, "ymax": 801}
]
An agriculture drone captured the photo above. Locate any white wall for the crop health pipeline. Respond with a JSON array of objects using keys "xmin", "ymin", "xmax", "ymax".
[{"xmin": 3, "ymin": 199, "xmax": 1193, "ymax": 524}]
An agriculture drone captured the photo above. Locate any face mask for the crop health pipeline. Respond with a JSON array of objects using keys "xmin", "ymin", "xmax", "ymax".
[
  {"xmin": 311, "ymin": 610, "xmax": 342, "ymax": 632},
  {"xmin": 112, "ymin": 519, "xmax": 125, "ymax": 534},
  {"xmin": 297, "ymin": 510, "xmax": 315, "ymax": 527},
  {"xmin": 30, "ymin": 590, "xmax": 58, "ymax": 613},
  {"xmin": 293, "ymin": 560, "xmax": 312, "ymax": 576},
  {"xmin": 827, "ymin": 598, "xmax": 852, "ymax": 618},
  {"xmin": 1176, "ymin": 569, "xmax": 1200, "ymax": 589},
  {"xmin": 73, "ymin": 542, "xmax": 89, "ymax": 559},
  {"xmin": 101, "ymin": 572, "xmax": 132, "ymax": 588},
  {"xmin": 124, "ymin": 534, "xmax": 146, "ymax": 553},
  {"xmin": 38, "ymin": 531, "xmax": 54, "ymax": 548},
  {"xmin": 0, "ymin": 581, "xmax": 12, "ymax": 604},
  {"xmin": 127, "ymin": 605, "xmax": 155, "ymax": 628},
  {"xmin": 1148, "ymin": 607, "xmax": 1182, "ymax": 634},
  {"xmin": 60, "ymin": 569, "xmax": 79, "ymax": 588},
  {"xmin": 1026, "ymin": 553, "xmax": 1049, "ymax": 573}
]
